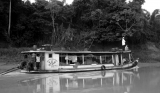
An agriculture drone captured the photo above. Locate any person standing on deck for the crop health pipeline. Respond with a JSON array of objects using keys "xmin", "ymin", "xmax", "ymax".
[
  {"xmin": 122, "ymin": 37, "xmax": 126, "ymax": 50},
  {"xmin": 36, "ymin": 54, "xmax": 41, "ymax": 70},
  {"xmin": 72, "ymin": 55, "xmax": 77, "ymax": 63},
  {"xmin": 122, "ymin": 37, "xmax": 129, "ymax": 51},
  {"xmin": 72, "ymin": 55, "xmax": 78, "ymax": 68}
]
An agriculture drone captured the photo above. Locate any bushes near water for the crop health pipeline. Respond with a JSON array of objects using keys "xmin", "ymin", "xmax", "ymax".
[
  {"xmin": 0, "ymin": 48, "xmax": 30, "ymax": 64},
  {"xmin": 132, "ymin": 42, "xmax": 160, "ymax": 63}
]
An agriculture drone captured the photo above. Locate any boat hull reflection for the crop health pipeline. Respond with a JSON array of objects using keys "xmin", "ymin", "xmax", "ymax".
[{"xmin": 20, "ymin": 70, "xmax": 139, "ymax": 93}]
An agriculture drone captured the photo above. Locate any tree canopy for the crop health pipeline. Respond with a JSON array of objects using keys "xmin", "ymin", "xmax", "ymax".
[{"xmin": 0, "ymin": 0, "xmax": 160, "ymax": 49}]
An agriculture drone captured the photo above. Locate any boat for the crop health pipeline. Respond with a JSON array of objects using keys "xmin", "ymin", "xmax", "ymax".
[
  {"xmin": 19, "ymin": 47, "xmax": 139, "ymax": 73},
  {"xmin": 19, "ymin": 70, "xmax": 140, "ymax": 93}
]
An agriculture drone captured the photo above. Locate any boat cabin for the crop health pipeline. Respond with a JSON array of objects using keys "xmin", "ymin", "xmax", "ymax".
[{"xmin": 21, "ymin": 50, "xmax": 132, "ymax": 71}]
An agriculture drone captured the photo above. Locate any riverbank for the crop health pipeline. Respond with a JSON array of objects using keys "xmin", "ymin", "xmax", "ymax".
[
  {"xmin": 132, "ymin": 42, "xmax": 160, "ymax": 63},
  {"xmin": 1, "ymin": 42, "xmax": 160, "ymax": 73},
  {"xmin": 0, "ymin": 48, "xmax": 31, "ymax": 64},
  {"xmin": 0, "ymin": 63, "xmax": 18, "ymax": 73},
  {"xmin": 1, "ymin": 42, "xmax": 160, "ymax": 64}
]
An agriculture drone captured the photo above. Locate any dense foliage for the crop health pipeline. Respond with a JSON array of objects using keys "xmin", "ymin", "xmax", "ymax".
[{"xmin": 0, "ymin": 0, "xmax": 160, "ymax": 50}]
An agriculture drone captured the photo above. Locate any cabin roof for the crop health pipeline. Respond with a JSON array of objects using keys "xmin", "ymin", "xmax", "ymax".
[{"xmin": 21, "ymin": 50, "xmax": 131, "ymax": 54}]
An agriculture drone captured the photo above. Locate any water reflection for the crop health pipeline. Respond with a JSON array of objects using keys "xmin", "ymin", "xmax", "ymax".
[
  {"xmin": 131, "ymin": 67, "xmax": 160, "ymax": 93},
  {"xmin": 20, "ymin": 70, "xmax": 140, "ymax": 93}
]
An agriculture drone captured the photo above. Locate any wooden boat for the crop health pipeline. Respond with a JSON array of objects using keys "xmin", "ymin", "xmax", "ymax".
[{"xmin": 20, "ymin": 49, "xmax": 139, "ymax": 73}]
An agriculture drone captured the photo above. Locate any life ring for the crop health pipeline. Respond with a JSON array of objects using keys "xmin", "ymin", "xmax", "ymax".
[{"xmin": 101, "ymin": 65, "xmax": 106, "ymax": 70}]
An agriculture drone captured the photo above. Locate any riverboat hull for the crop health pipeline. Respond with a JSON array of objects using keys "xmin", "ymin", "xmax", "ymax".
[
  {"xmin": 19, "ymin": 49, "xmax": 139, "ymax": 74},
  {"xmin": 22, "ymin": 59, "xmax": 138, "ymax": 73}
]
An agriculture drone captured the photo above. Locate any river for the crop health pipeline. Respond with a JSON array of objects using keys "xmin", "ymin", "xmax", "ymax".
[{"xmin": 0, "ymin": 64, "xmax": 160, "ymax": 93}]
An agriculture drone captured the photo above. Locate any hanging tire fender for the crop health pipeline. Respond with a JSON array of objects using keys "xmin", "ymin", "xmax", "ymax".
[{"xmin": 101, "ymin": 65, "xmax": 106, "ymax": 70}]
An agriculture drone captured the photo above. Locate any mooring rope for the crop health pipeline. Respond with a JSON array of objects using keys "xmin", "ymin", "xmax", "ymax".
[{"xmin": 0, "ymin": 67, "xmax": 19, "ymax": 75}]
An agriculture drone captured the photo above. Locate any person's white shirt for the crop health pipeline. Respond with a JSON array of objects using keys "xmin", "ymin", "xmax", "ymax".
[
  {"xmin": 36, "ymin": 56, "xmax": 40, "ymax": 62},
  {"xmin": 65, "ymin": 55, "xmax": 69, "ymax": 60},
  {"xmin": 72, "ymin": 56, "xmax": 77, "ymax": 62},
  {"xmin": 122, "ymin": 37, "xmax": 125, "ymax": 46}
]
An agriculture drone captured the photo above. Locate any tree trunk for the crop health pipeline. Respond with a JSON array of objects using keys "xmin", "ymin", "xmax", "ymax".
[
  {"xmin": 51, "ymin": 10, "xmax": 55, "ymax": 48},
  {"xmin": 8, "ymin": 0, "xmax": 11, "ymax": 37}
]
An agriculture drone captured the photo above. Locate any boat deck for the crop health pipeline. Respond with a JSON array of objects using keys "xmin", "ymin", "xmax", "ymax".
[{"xmin": 22, "ymin": 61, "xmax": 138, "ymax": 73}]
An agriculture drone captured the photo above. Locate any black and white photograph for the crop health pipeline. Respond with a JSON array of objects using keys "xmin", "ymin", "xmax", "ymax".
[{"xmin": 0, "ymin": 0, "xmax": 160, "ymax": 93}]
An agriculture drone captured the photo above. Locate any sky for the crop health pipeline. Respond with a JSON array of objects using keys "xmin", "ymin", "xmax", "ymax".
[
  {"xmin": 29, "ymin": 0, "xmax": 160, "ymax": 14},
  {"xmin": 142, "ymin": 0, "xmax": 160, "ymax": 14}
]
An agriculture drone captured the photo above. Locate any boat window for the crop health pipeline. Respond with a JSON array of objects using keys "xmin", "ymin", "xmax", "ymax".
[
  {"xmin": 122, "ymin": 52, "xmax": 130, "ymax": 62},
  {"xmin": 59, "ymin": 54, "xmax": 113, "ymax": 65},
  {"xmin": 59, "ymin": 54, "xmax": 66, "ymax": 65},
  {"xmin": 84, "ymin": 54, "xmax": 101, "ymax": 65},
  {"xmin": 101, "ymin": 55, "xmax": 112, "ymax": 64},
  {"xmin": 66, "ymin": 55, "xmax": 79, "ymax": 65},
  {"xmin": 59, "ymin": 54, "xmax": 83, "ymax": 65},
  {"xmin": 49, "ymin": 54, "xmax": 52, "ymax": 58}
]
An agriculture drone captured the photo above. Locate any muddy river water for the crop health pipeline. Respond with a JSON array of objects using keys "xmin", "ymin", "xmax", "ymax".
[{"xmin": 0, "ymin": 65, "xmax": 160, "ymax": 93}]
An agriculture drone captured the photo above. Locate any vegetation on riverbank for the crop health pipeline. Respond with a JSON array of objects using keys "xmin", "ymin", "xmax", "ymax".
[
  {"xmin": 0, "ymin": 48, "xmax": 31, "ymax": 64},
  {"xmin": 0, "ymin": 42, "xmax": 160, "ymax": 64},
  {"xmin": 132, "ymin": 42, "xmax": 160, "ymax": 63},
  {"xmin": 1, "ymin": 0, "xmax": 160, "ymax": 49},
  {"xmin": 1, "ymin": 0, "xmax": 160, "ymax": 64}
]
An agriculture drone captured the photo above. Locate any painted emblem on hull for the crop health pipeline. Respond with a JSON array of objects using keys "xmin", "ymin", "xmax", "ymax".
[{"xmin": 47, "ymin": 59, "xmax": 58, "ymax": 67}]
